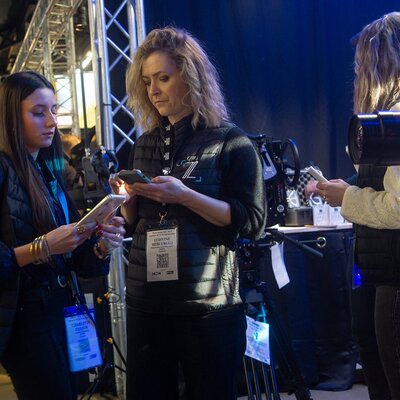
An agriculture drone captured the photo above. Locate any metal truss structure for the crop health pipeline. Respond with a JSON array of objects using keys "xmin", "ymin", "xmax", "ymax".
[
  {"xmin": 12, "ymin": 1, "xmax": 146, "ymax": 398},
  {"xmin": 11, "ymin": 0, "xmax": 83, "ymax": 135},
  {"xmin": 87, "ymin": 1, "xmax": 145, "ymax": 397}
]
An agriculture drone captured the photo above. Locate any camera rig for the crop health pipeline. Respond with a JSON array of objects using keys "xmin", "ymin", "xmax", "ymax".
[
  {"xmin": 66, "ymin": 128, "xmax": 119, "ymax": 210},
  {"xmin": 249, "ymin": 134, "xmax": 301, "ymax": 227},
  {"xmin": 238, "ymin": 135, "xmax": 320, "ymax": 399}
]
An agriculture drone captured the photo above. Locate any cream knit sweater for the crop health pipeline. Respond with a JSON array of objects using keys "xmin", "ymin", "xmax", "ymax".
[{"xmin": 341, "ymin": 166, "xmax": 400, "ymax": 229}]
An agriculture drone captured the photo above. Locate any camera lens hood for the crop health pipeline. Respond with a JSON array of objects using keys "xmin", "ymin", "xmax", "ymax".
[{"xmin": 348, "ymin": 111, "xmax": 400, "ymax": 165}]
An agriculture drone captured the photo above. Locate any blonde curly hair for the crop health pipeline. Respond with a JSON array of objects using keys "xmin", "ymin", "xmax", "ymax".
[
  {"xmin": 354, "ymin": 12, "xmax": 400, "ymax": 113},
  {"xmin": 126, "ymin": 26, "xmax": 229, "ymax": 131}
]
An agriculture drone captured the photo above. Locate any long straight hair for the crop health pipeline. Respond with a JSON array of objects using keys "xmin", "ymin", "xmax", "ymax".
[
  {"xmin": 0, "ymin": 71, "xmax": 65, "ymax": 233},
  {"xmin": 354, "ymin": 12, "xmax": 400, "ymax": 113}
]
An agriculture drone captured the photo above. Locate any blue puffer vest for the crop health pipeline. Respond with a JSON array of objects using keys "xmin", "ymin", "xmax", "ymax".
[
  {"xmin": 355, "ymin": 164, "xmax": 400, "ymax": 285},
  {"xmin": 126, "ymin": 119, "xmax": 243, "ymax": 315}
]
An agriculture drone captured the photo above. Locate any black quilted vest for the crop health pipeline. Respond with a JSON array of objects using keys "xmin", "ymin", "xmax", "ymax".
[
  {"xmin": 355, "ymin": 164, "xmax": 400, "ymax": 285},
  {"xmin": 0, "ymin": 153, "xmax": 34, "ymax": 357},
  {"xmin": 126, "ymin": 119, "xmax": 243, "ymax": 315}
]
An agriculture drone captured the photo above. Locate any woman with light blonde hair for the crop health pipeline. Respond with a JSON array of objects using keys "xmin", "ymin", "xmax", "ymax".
[
  {"xmin": 317, "ymin": 12, "xmax": 400, "ymax": 400},
  {"xmin": 126, "ymin": 26, "xmax": 229, "ymax": 131},
  {"xmin": 353, "ymin": 11, "xmax": 400, "ymax": 114},
  {"xmin": 112, "ymin": 26, "xmax": 266, "ymax": 400}
]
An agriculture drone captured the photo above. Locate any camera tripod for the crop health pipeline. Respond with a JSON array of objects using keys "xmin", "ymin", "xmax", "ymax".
[
  {"xmin": 239, "ymin": 229, "xmax": 323, "ymax": 400},
  {"xmin": 78, "ymin": 277, "xmax": 127, "ymax": 400},
  {"xmin": 243, "ymin": 278, "xmax": 313, "ymax": 400},
  {"xmin": 79, "ymin": 336, "xmax": 126, "ymax": 400}
]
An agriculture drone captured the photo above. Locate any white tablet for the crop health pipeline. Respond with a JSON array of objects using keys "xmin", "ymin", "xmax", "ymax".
[{"xmin": 76, "ymin": 194, "xmax": 126, "ymax": 227}]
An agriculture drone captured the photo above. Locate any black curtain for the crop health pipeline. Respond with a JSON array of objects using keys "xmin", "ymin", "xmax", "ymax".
[{"xmin": 143, "ymin": 0, "xmax": 399, "ymax": 179}]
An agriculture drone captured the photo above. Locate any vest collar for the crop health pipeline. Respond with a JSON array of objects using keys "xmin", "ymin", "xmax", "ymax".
[
  {"xmin": 160, "ymin": 114, "xmax": 208, "ymax": 140},
  {"xmin": 161, "ymin": 114, "xmax": 194, "ymax": 133}
]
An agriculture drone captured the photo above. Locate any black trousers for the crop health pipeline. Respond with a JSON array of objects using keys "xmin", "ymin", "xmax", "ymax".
[
  {"xmin": 126, "ymin": 305, "xmax": 247, "ymax": 400},
  {"xmin": 1, "ymin": 282, "xmax": 77, "ymax": 400},
  {"xmin": 351, "ymin": 284, "xmax": 391, "ymax": 400},
  {"xmin": 375, "ymin": 285, "xmax": 400, "ymax": 400}
]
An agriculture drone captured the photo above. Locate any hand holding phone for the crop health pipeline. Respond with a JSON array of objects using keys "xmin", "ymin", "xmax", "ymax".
[
  {"xmin": 306, "ymin": 166, "xmax": 329, "ymax": 183},
  {"xmin": 117, "ymin": 169, "xmax": 152, "ymax": 184},
  {"xmin": 76, "ymin": 194, "xmax": 126, "ymax": 227}
]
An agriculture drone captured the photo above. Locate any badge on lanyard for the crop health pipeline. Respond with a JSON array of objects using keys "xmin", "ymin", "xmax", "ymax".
[
  {"xmin": 146, "ymin": 219, "xmax": 179, "ymax": 282},
  {"xmin": 64, "ymin": 305, "xmax": 102, "ymax": 372}
]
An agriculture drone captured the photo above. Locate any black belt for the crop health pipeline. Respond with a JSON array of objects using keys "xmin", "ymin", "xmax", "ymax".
[
  {"xmin": 19, "ymin": 274, "xmax": 71, "ymax": 308},
  {"xmin": 23, "ymin": 273, "xmax": 69, "ymax": 291},
  {"xmin": 40, "ymin": 274, "xmax": 68, "ymax": 289}
]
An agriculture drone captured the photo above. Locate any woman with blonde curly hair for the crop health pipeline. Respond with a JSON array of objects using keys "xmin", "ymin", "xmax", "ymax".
[
  {"xmin": 111, "ymin": 26, "xmax": 266, "ymax": 399},
  {"xmin": 317, "ymin": 12, "xmax": 400, "ymax": 400},
  {"xmin": 126, "ymin": 26, "xmax": 228, "ymax": 132}
]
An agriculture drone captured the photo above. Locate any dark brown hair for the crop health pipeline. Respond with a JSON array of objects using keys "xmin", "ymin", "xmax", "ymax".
[{"xmin": 0, "ymin": 71, "xmax": 65, "ymax": 233}]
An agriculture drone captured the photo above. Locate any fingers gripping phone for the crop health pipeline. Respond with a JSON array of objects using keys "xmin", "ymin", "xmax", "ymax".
[
  {"xmin": 117, "ymin": 169, "xmax": 152, "ymax": 184},
  {"xmin": 306, "ymin": 166, "xmax": 329, "ymax": 183}
]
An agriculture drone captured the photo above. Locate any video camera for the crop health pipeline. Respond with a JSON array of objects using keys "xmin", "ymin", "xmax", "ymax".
[
  {"xmin": 66, "ymin": 128, "xmax": 119, "ymax": 210},
  {"xmin": 237, "ymin": 135, "xmax": 303, "ymax": 274},
  {"xmin": 249, "ymin": 134, "xmax": 301, "ymax": 227},
  {"xmin": 348, "ymin": 110, "xmax": 400, "ymax": 165}
]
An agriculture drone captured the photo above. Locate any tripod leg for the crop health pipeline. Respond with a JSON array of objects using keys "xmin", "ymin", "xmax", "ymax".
[
  {"xmin": 261, "ymin": 362, "xmax": 274, "ymax": 400},
  {"xmin": 265, "ymin": 354, "xmax": 281, "ymax": 400},
  {"xmin": 81, "ymin": 363, "xmax": 112, "ymax": 400},
  {"xmin": 251, "ymin": 358, "xmax": 262, "ymax": 400},
  {"xmin": 258, "ymin": 283, "xmax": 313, "ymax": 400},
  {"xmin": 243, "ymin": 357, "xmax": 255, "ymax": 399}
]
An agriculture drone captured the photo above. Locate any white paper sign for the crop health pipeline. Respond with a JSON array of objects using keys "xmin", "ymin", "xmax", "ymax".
[
  {"xmin": 245, "ymin": 316, "xmax": 270, "ymax": 365},
  {"xmin": 329, "ymin": 206, "xmax": 346, "ymax": 225},
  {"xmin": 312, "ymin": 204, "xmax": 330, "ymax": 226},
  {"xmin": 271, "ymin": 242, "xmax": 290, "ymax": 288}
]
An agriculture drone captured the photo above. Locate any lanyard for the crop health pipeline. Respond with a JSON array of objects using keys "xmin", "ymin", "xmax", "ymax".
[
  {"xmin": 36, "ymin": 159, "xmax": 70, "ymax": 226},
  {"xmin": 162, "ymin": 124, "xmax": 174, "ymax": 176},
  {"xmin": 57, "ymin": 182, "xmax": 69, "ymax": 224},
  {"xmin": 160, "ymin": 122, "xmax": 201, "ymax": 223},
  {"xmin": 162, "ymin": 123, "xmax": 197, "ymax": 175},
  {"xmin": 158, "ymin": 125, "xmax": 173, "ymax": 223},
  {"xmin": 37, "ymin": 158, "xmax": 94, "ymax": 323},
  {"xmin": 44, "ymin": 158, "xmax": 70, "ymax": 225}
]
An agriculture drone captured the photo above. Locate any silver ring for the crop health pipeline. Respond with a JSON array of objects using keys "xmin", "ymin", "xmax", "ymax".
[
  {"xmin": 115, "ymin": 233, "xmax": 121, "ymax": 239},
  {"xmin": 77, "ymin": 225, "xmax": 86, "ymax": 234}
]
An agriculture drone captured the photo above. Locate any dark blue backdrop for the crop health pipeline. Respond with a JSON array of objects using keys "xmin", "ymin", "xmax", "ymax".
[{"xmin": 143, "ymin": 0, "xmax": 399, "ymax": 179}]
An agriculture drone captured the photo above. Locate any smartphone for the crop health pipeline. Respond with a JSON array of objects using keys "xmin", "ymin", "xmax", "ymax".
[
  {"xmin": 306, "ymin": 166, "xmax": 329, "ymax": 183},
  {"xmin": 117, "ymin": 169, "xmax": 152, "ymax": 184},
  {"xmin": 76, "ymin": 194, "xmax": 126, "ymax": 227}
]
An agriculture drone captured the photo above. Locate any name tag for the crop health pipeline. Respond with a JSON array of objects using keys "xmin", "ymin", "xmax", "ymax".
[
  {"xmin": 64, "ymin": 305, "xmax": 102, "ymax": 372},
  {"xmin": 146, "ymin": 220, "xmax": 178, "ymax": 282}
]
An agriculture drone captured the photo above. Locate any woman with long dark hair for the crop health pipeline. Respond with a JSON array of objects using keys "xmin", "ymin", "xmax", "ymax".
[{"xmin": 0, "ymin": 71, "xmax": 125, "ymax": 399}]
